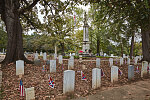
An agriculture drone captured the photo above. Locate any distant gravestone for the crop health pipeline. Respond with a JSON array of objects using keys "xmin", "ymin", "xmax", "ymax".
[
  {"xmin": 46, "ymin": 60, "xmax": 50, "ymax": 65},
  {"xmin": 34, "ymin": 52, "xmax": 38, "ymax": 60},
  {"xmin": 54, "ymin": 54, "xmax": 57, "ymax": 60},
  {"xmin": 109, "ymin": 58, "xmax": 113, "ymax": 67},
  {"xmin": 141, "ymin": 61, "xmax": 148, "ymax": 77},
  {"xmin": 40, "ymin": 51, "xmax": 43, "ymax": 56},
  {"xmin": 25, "ymin": 87, "xmax": 35, "ymax": 100},
  {"xmin": 63, "ymin": 70, "xmax": 75, "ymax": 94},
  {"xmin": 34, "ymin": 59, "xmax": 41, "ymax": 66},
  {"xmin": 68, "ymin": 56, "xmax": 74, "ymax": 69},
  {"xmin": 16, "ymin": 60, "xmax": 24, "ymax": 75},
  {"xmin": 50, "ymin": 60, "xmax": 56, "ymax": 73},
  {"xmin": 96, "ymin": 58, "xmax": 100, "ymax": 68},
  {"xmin": 92, "ymin": 68, "xmax": 101, "ymax": 89},
  {"xmin": 58, "ymin": 55, "xmax": 63, "ymax": 64},
  {"xmin": 128, "ymin": 65, "xmax": 134, "ymax": 80},
  {"xmin": 134, "ymin": 57, "xmax": 138, "ymax": 65},
  {"xmin": 139, "ymin": 55, "xmax": 142, "ymax": 61},
  {"xmin": 111, "ymin": 66, "xmax": 118, "ymax": 83},
  {"xmin": 0, "ymin": 71, "xmax": 2, "ymax": 87},
  {"xmin": 120, "ymin": 58, "xmax": 123, "ymax": 66},
  {"xmin": 127, "ymin": 58, "xmax": 130, "ymax": 65},
  {"xmin": 43, "ymin": 52, "xmax": 47, "ymax": 61}
]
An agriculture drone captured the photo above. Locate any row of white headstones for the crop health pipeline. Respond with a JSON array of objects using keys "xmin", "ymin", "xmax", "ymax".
[{"xmin": 16, "ymin": 55, "xmax": 147, "ymax": 99}]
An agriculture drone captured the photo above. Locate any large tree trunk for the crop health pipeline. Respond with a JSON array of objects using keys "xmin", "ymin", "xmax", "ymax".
[
  {"xmin": 130, "ymin": 34, "xmax": 134, "ymax": 59},
  {"xmin": 0, "ymin": 0, "xmax": 32, "ymax": 64}
]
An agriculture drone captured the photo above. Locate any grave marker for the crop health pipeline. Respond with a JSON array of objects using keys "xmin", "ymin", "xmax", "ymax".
[
  {"xmin": 50, "ymin": 60, "xmax": 56, "ymax": 73},
  {"xmin": 96, "ymin": 58, "xmax": 100, "ymax": 68},
  {"xmin": 127, "ymin": 58, "xmax": 130, "ymax": 65},
  {"xmin": 58, "ymin": 55, "xmax": 63, "ymax": 64},
  {"xmin": 109, "ymin": 58, "xmax": 113, "ymax": 67},
  {"xmin": 141, "ymin": 61, "xmax": 148, "ymax": 77},
  {"xmin": 120, "ymin": 58, "xmax": 123, "ymax": 66},
  {"xmin": 68, "ymin": 56, "xmax": 74, "ymax": 69},
  {"xmin": 54, "ymin": 54, "xmax": 57, "ymax": 60},
  {"xmin": 63, "ymin": 70, "xmax": 75, "ymax": 94},
  {"xmin": 92, "ymin": 68, "xmax": 101, "ymax": 89},
  {"xmin": 111, "ymin": 66, "xmax": 118, "ymax": 83},
  {"xmin": 25, "ymin": 87, "xmax": 35, "ymax": 100},
  {"xmin": 34, "ymin": 52, "xmax": 38, "ymax": 60},
  {"xmin": 16, "ymin": 60, "xmax": 24, "ymax": 75},
  {"xmin": 134, "ymin": 57, "xmax": 138, "ymax": 65},
  {"xmin": 43, "ymin": 52, "xmax": 47, "ymax": 61},
  {"xmin": 128, "ymin": 65, "xmax": 134, "ymax": 80}
]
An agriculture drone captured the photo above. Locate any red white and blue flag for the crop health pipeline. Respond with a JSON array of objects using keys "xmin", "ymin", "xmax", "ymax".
[
  {"xmin": 101, "ymin": 68, "xmax": 105, "ymax": 77},
  {"xmin": 118, "ymin": 68, "xmax": 123, "ymax": 75},
  {"xmin": 19, "ymin": 80, "xmax": 24, "ymax": 96},
  {"xmin": 42, "ymin": 65, "xmax": 45, "ymax": 72},
  {"xmin": 49, "ymin": 77, "xmax": 55, "ymax": 88},
  {"xmin": 136, "ymin": 66, "xmax": 140, "ymax": 73},
  {"xmin": 81, "ymin": 71, "xmax": 86, "ymax": 80}
]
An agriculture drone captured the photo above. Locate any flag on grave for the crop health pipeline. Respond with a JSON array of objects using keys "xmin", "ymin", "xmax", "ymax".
[
  {"xmin": 42, "ymin": 65, "xmax": 45, "ymax": 72},
  {"xmin": 147, "ymin": 66, "xmax": 150, "ymax": 72},
  {"xmin": 101, "ymin": 68, "xmax": 105, "ymax": 77},
  {"xmin": 118, "ymin": 68, "xmax": 123, "ymax": 75},
  {"xmin": 19, "ymin": 80, "xmax": 24, "ymax": 96},
  {"xmin": 49, "ymin": 77, "xmax": 55, "ymax": 88},
  {"xmin": 136, "ymin": 66, "xmax": 140, "ymax": 73},
  {"xmin": 81, "ymin": 71, "xmax": 86, "ymax": 80}
]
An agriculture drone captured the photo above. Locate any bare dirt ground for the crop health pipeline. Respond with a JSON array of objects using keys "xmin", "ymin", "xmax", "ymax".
[
  {"xmin": 1, "ymin": 57, "xmax": 149, "ymax": 100},
  {"xmin": 73, "ymin": 79, "xmax": 150, "ymax": 100}
]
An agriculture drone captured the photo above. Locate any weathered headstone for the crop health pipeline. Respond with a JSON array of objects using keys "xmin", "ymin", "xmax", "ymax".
[
  {"xmin": 111, "ymin": 66, "xmax": 118, "ymax": 83},
  {"xmin": 34, "ymin": 59, "xmax": 41, "ymax": 66},
  {"xmin": 68, "ymin": 56, "xmax": 74, "ymax": 69},
  {"xmin": 127, "ymin": 58, "xmax": 130, "ymax": 65},
  {"xmin": 120, "ymin": 58, "xmax": 123, "ymax": 66},
  {"xmin": 25, "ymin": 87, "xmax": 35, "ymax": 100},
  {"xmin": 134, "ymin": 57, "xmax": 138, "ymax": 65},
  {"xmin": 43, "ymin": 52, "xmax": 47, "ymax": 61},
  {"xmin": 92, "ymin": 68, "xmax": 101, "ymax": 89},
  {"xmin": 79, "ymin": 55, "xmax": 82, "ymax": 63},
  {"xmin": 46, "ymin": 60, "xmax": 50, "ymax": 65},
  {"xmin": 50, "ymin": 60, "xmax": 56, "ymax": 73},
  {"xmin": 54, "ymin": 54, "xmax": 57, "ymax": 60},
  {"xmin": 96, "ymin": 58, "xmax": 100, "ymax": 68},
  {"xmin": 0, "ymin": 71, "xmax": 2, "ymax": 87},
  {"xmin": 58, "ymin": 55, "xmax": 63, "ymax": 64},
  {"xmin": 63, "ymin": 70, "xmax": 75, "ymax": 94},
  {"xmin": 34, "ymin": 52, "xmax": 38, "ymax": 60},
  {"xmin": 40, "ymin": 51, "xmax": 43, "ymax": 56},
  {"xmin": 128, "ymin": 65, "xmax": 134, "ymax": 80},
  {"xmin": 109, "ymin": 58, "xmax": 113, "ymax": 67},
  {"xmin": 141, "ymin": 61, "xmax": 148, "ymax": 77},
  {"xmin": 16, "ymin": 60, "xmax": 24, "ymax": 75}
]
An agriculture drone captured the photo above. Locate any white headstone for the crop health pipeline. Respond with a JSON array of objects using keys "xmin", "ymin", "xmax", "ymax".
[
  {"xmin": 40, "ymin": 51, "xmax": 43, "ymax": 56},
  {"xmin": 68, "ymin": 56, "xmax": 74, "ymax": 69},
  {"xmin": 16, "ymin": 60, "xmax": 24, "ymax": 75},
  {"xmin": 127, "ymin": 58, "xmax": 130, "ymax": 65},
  {"xmin": 63, "ymin": 70, "xmax": 75, "ymax": 94},
  {"xmin": 128, "ymin": 65, "xmax": 134, "ymax": 80},
  {"xmin": 123, "ymin": 54, "xmax": 126, "ymax": 58},
  {"xmin": 34, "ymin": 52, "xmax": 38, "ymax": 60},
  {"xmin": 139, "ymin": 55, "xmax": 142, "ymax": 61},
  {"xmin": 92, "ymin": 68, "xmax": 101, "ymax": 89},
  {"xmin": 25, "ymin": 87, "xmax": 35, "ymax": 100},
  {"xmin": 120, "ymin": 58, "xmax": 123, "ymax": 66},
  {"xmin": 58, "ymin": 55, "xmax": 63, "ymax": 64},
  {"xmin": 50, "ymin": 60, "xmax": 56, "ymax": 73},
  {"xmin": 134, "ymin": 57, "xmax": 138, "ymax": 65},
  {"xmin": 109, "ymin": 58, "xmax": 113, "ymax": 67},
  {"xmin": 96, "ymin": 58, "xmax": 100, "ymax": 68},
  {"xmin": 111, "ymin": 66, "xmax": 118, "ymax": 83},
  {"xmin": 111, "ymin": 54, "xmax": 114, "ymax": 57},
  {"xmin": 43, "ymin": 52, "xmax": 47, "ymax": 61},
  {"xmin": 54, "ymin": 54, "xmax": 57, "ymax": 60},
  {"xmin": 141, "ymin": 61, "xmax": 148, "ymax": 77}
]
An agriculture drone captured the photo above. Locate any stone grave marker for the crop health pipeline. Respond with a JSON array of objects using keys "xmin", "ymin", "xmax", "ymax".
[
  {"xmin": 58, "ymin": 55, "xmax": 63, "ymax": 64},
  {"xmin": 120, "ymin": 58, "xmax": 123, "ymax": 66},
  {"xmin": 43, "ymin": 52, "xmax": 47, "ymax": 61},
  {"xmin": 82, "ymin": 65, "xmax": 86, "ymax": 70},
  {"xmin": 79, "ymin": 55, "xmax": 82, "ymax": 63},
  {"xmin": 34, "ymin": 52, "xmax": 38, "ymax": 60},
  {"xmin": 128, "ymin": 65, "xmax": 134, "ymax": 80},
  {"xmin": 96, "ymin": 58, "xmax": 100, "ymax": 68},
  {"xmin": 50, "ymin": 60, "xmax": 56, "ymax": 73},
  {"xmin": 63, "ymin": 70, "xmax": 75, "ymax": 94},
  {"xmin": 109, "ymin": 58, "xmax": 113, "ymax": 67},
  {"xmin": 16, "ymin": 60, "xmax": 24, "ymax": 75},
  {"xmin": 40, "ymin": 51, "xmax": 43, "ymax": 56},
  {"xmin": 0, "ymin": 71, "xmax": 2, "ymax": 87},
  {"xmin": 54, "ymin": 54, "xmax": 57, "ymax": 60},
  {"xmin": 111, "ymin": 66, "xmax": 118, "ymax": 83},
  {"xmin": 127, "ymin": 58, "xmax": 130, "ymax": 65},
  {"xmin": 92, "ymin": 68, "xmax": 101, "ymax": 89},
  {"xmin": 134, "ymin": 57, "xmax": 138, "ymax": 65},
  {"xmin": 25, "ymin": 87, "xmax": 35, "ymax": 100},
  {"xmin": 68, "ymin": 56, "xmax": 74, "ymax": 69},
  {"xmin": 141, "ymin": 61, "xmax": 148, "ymax": 77}
]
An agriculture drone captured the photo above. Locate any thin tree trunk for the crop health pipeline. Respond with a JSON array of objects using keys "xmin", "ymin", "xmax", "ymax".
[
  {"xmin": 0, "ymin": 0, "xmax": 32, "ymax": 64},
  {"xmin": 130, "ymin": 34, "xmax": 134, "ymax": 59},
  {"xmin": 60, "ymin": 43, "xmax": 65, "ymax": 56},
  {"xmin": 97, "ymin": 38, "xmax": 100, "ymax": 56}
]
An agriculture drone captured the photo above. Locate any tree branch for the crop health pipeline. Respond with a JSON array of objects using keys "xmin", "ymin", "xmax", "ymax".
[{"xmin": 19, "ymin": 0, "xmax": 40, "ymax": 14}]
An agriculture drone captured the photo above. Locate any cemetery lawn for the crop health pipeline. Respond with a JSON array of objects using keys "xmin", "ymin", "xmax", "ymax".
[{"xmin": 1, "ymin": 57, "xmax": 149, "ymax": 100}]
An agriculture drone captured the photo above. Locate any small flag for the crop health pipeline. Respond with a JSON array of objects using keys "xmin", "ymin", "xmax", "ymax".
[
  {"xmin": 101, "ymin": 69, "xmax": 105, "ymax": 77},
  {"xmin": 118, "ymin": 68, "xmax": 123, "ymax": 75},
  {"xmin": 74, "ymin": 15, "xmax": 76, "ymax": 26},
  {"xmin": 42, "ymin": 65, "xmax": 45, "ymax": 72},
  {"xmin": 136, "ymin": 66, "xmax": 140, "ymax": 73},
  {"xmin": 19, "ymin": 80, "xmax": 24, "ymax": 96},
  {"xmin": 49, "ymin": 77, "xmax": 55, "ymax": 88},
  {"xmin": 81, "ymin": 71, "xmax": 86, "ymax": 80},
  {"xmin": 147, "ymin": 66, "xmax": 150, "ymax": 72}
]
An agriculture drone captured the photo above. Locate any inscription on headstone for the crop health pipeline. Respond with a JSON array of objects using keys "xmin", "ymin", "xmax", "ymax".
[
  {"xmin": 16, "ymin": 60, "xmax": 24, "ymax": 75},
  {"xmin": 92, "ymin": 68, "xmax": 101, "ymax": 89},
  {"xmin": 25, "ymin": 87, "xmax": 35, "ymax": 100}
]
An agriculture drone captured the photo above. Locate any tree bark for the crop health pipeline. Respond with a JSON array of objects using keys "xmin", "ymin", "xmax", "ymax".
[
  {"xmin": 97, "ymin": 38, "xmax": 100, "ymax": 56},
  {"xmin": 60, "ymin": 42, "xmax": 65, "ymax": 56},
  {"xmin": 0, "ymin": 0, "xmax": 33, "ymax": 64},
  {"xmin": 130, "ymin": 34, "xmax": 134, "ymax": 59}
]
